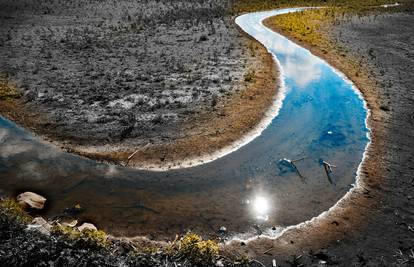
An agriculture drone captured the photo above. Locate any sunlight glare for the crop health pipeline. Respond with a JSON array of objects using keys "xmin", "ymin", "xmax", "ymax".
[{"xmin": 253, "ymin": 196, "xmax": 269, "ymax": 215}]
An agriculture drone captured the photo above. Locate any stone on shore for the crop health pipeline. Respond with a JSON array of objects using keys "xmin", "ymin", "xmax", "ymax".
[
  {"xmin": 27, "ymin": 217, "xmax": 52, "ymax": 235},
  {"xmin": 78, "ymin": 222, "xmax": 97, "ymax": 232},
  {"xmin": 16, "ymin": 192, "xmax": 46, "ymax": 209}
]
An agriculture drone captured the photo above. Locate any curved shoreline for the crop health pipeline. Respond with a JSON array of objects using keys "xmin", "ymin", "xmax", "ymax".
[
  {"xmin": 0, "ymin": 36, "xmax": 280, "ymax": 171},
  {"xmin": 223, "ymin": 8, "xmax": 385, "ymax": 261},
  {"xmin": 66, "ymin": 53, "xmax": 284, "ymax": 171},
  {"xmin": 100, "ymin": 8, "xmax": 375, "ymax": 244},
  {"xmin": 0, "ymin": 7, "xmax": 387, "ymax": 266},
  {"xmin": 58, "ymin": 38, "xmax": 281, "ymax": 171}
]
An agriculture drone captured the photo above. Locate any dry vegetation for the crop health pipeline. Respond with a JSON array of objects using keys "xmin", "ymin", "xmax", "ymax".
[
  {"xmin": 0, "ymin": 75, "xmax": 20, "ymax": 100},
  {"xmin": 3, "ymin": 0, "xmax": 411, "ymax": 166},
  {"xmin": 232, "ymin": 0, "xmax": 414, "ymax": 13}
]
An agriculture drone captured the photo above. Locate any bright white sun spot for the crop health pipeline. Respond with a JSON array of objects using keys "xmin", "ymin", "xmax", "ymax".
[{"xmin": 253, "ymin": 196, "xmax": 269, "ymax": 215}]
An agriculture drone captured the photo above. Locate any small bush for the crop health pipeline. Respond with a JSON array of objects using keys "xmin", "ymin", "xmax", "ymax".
[
  {"xmin": 0, "ymin": 79, "xmax": 21, "ymax": 100},
  {"xmin": 178, "ymin": 233, "xmax": 219, "ymax": 266}
]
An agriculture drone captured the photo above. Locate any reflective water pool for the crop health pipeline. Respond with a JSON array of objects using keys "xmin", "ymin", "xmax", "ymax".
[{"xmin": 0, "ymin": 8, "xmax": 369, "ymax": 240}]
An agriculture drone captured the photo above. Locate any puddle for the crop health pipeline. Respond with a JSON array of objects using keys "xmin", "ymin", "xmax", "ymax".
[{"xmin": 0, "ymin": 8, "xmax": 369, "ymax": 240}]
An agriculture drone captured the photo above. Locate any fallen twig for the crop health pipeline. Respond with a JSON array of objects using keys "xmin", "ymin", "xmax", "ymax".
[
  {"xmin": 125, "ymin": 149, "xmax": 140, "ymax": 167},
  {"xmin": 322, "ymin": 160, "xmax": 337, "ymax": 184},
  {"xmin": 262, "ymin": 247, "xmax": 273, "ymax": 255},
  {"xmin": 282, "ymin": 158, "xmax": 306, "ymax": 183},
  {"xmin": 124, "ymin": 143, "xmax": 151, "ymax": 166}
]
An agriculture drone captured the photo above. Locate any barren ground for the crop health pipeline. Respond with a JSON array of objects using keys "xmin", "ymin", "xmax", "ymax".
[{"xmin": 0, "ymin": 0, "xmax": 278, "ymax": 168}]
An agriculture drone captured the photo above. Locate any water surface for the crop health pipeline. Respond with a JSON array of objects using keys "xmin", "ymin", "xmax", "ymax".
[{"xmin": 0, "ymin": 8, "xmax": 369, "ymax": 239}]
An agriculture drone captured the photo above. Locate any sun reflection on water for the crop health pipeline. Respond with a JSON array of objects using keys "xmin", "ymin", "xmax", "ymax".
[{"xmin": 250, "ymin": 195, "xmax": 270, "ymax": 221}]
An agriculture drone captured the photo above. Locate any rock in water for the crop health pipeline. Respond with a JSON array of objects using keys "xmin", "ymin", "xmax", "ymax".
[
  {"xmin": 16, "ymin": 192, "xmax": 46, "ymax": 209},
  {"xmin": 78, "ymin": 222, "xmax": 97, "ymax": 231}
]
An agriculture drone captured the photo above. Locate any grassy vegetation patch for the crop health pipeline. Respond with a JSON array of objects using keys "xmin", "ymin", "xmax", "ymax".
[
  {"xmin": 51, "ymin": 224, "xmax": 108, "ymax": 248},
  {"xmin": 166, "ymin": 232, "xmax": 219, "ymax": 266},
  {"xmin": 265, "ymin": 8, "xmax": 339, "ymax": 50},
  {"xmin": 0, "ymin": 199, "xmax": 32, "ymax": 224},
  {"xmin": 0, "ymin": 77, "xmax": 21, "ymax": 101},
  {"xmin": 263, "ymin": 0, "xmax": 413, "ymax": 57}
]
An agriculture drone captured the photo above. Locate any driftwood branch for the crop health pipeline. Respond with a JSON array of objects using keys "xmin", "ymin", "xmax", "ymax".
[
  {"xmin": 262, "ymin": 247, "xmax": 273, "ymax": 255},
  {"xmin": 278, "ymin": 157, "xmax": 306, "ymax": 183},
  {"xmin": 322, "ymin": 160, "xmax": 337, "ymax": 184},
  {"xmin": 288, "ymin": 158, "xmax": 306, "ymax": 183}
]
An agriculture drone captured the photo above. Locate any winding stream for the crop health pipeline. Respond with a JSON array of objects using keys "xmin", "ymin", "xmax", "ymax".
[{"xmin": 0, "ymin": 8, "xmax": 369, "ymax": 240}]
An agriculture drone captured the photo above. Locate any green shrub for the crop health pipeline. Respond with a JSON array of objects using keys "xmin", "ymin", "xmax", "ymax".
[
  {"xmin": 178, "ymin": 233, "xmax": 219, "ymax": 266},
  {"xmin": 0, "ymin": 199, "xmax": 32, "ymax": 224},
  {"xmin": 51, "ymin": 224, "xmax": 108, "ymax": 248}
]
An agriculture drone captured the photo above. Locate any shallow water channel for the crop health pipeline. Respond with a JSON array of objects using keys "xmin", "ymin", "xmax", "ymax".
[{"xmin": 0, "ymin": 8, "xmax": 369, "ymax": 240}]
